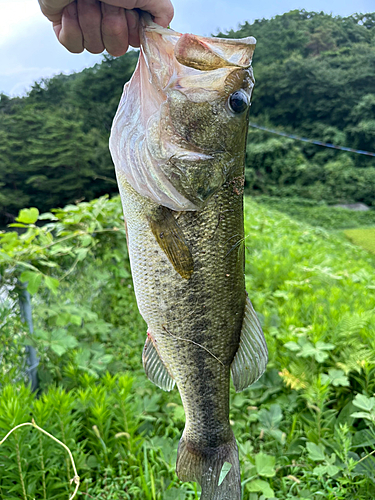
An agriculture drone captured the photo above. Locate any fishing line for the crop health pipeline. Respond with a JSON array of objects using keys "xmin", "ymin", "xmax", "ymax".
[
  {"xmin": 162, "ymin": 325, "xmax": 225, "ymax": 366},
  {"xmin": 249, "ymin": 122, "xmax": 375, "ymax": 157}
]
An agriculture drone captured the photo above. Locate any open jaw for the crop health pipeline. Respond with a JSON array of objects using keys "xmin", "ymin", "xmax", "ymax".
[{"xmin": 109, "ymin": 15, "xmax": 256, "ymax": 211}]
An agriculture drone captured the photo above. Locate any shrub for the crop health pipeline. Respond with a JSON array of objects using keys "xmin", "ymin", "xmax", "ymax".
[{"xmin": 1, "ymin": 197, "xmax": 375, "ymax": 498}]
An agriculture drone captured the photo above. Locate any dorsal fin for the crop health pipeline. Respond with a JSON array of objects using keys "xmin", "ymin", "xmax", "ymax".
[{"xmin": 231, "ymin": 297, "xmax": 268, "ymax": 392}]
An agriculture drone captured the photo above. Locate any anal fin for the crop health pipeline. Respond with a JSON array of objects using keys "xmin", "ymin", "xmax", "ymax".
[
  {"xmin": 148, "ymin": 206, "xmax": 194, "ymax": 279},
  {"xmin": 231, "ymin": 297, "xmax": 268, "ymax": 392},
  {"xmin": 142, "ymin": 333, "xmax": 175, "ymax": 392}
]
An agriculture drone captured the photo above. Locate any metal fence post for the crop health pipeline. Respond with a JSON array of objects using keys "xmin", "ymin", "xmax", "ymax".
[{"xmin": 18, "ymin": 281, "xmax": 39, "ymax": 392}]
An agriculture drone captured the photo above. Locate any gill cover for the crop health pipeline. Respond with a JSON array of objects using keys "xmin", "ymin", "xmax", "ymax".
[{"xmin": 109, "ymin": 15, "xmax": 256, "ymax": 211}]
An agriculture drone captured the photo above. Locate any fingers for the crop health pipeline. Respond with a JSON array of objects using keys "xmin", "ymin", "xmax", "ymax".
[
  {"xmin": 45, "ymin": 0, "xmax": 171, "ymax": 56},
  {"xmin": 135, "ymin": 0, "xmax": 174, "ymax": 28},
  {"xmin": 100, "ymin": 0, "xmax": 174, "ymax": 28},
  {"xmin": 52, "ymin": 0, "xmax": 129, "ymax": 56},
  {"xmin": 125, "ymin": 9, "xmax": 140, "ymax": 47},
  {"xmin": 55, "ymin": 1, "xmax": 84, "ymax": 53},
  {"xmin": 77, "ymin": 0, "xmax": 104, "ymax": 53},
  {"xmin": 39, "ymin": 0, "xmax": 74, "ymax": 22},
  {"xmin": 101, "ymin": 3, "xmax": 129, "ymax": 56}
]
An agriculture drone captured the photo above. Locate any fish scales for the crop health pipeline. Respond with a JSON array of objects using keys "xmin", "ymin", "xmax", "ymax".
[
  {"xmin": 110, "ymin": 15, "xmax": 268, "ymax": 500},
  {"xmin": 117, "ymin": 166, "xmax": 245, "ymax": 431}
]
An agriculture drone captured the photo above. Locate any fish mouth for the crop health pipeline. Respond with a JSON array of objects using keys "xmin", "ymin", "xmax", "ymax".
[
  {"xmin": 139, "ymin": 13, "xmax": 256, "ymax": 89},
  {"xmin": 137, "ymin": 14, "xmax": 255, "ymax": 159}
]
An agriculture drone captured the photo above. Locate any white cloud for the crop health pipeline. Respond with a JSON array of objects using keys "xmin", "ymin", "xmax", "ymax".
[
  {"xmin": 0, "ymin": 0, "xmax": 373, "ymax": 96},
  {"xmin": 0, "ymin": 0, "xmax": 43, "ymax": 46},
  {"xmin": 0, "ymin": 14, "xmax": 102, "ymax": 96}
]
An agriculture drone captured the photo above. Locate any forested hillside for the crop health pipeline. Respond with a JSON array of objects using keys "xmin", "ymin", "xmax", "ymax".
[
  {"xmin": 0, "ymin": 10, "xmax": 374, "ymax": 225},
  {"xmin": 222, "ymin": 11, "xmax": 375, "ymax": 204}
]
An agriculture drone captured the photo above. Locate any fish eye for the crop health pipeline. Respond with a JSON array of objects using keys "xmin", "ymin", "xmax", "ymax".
[{"xmin": 228, "ymin": 90, "xmax": 249, "ymax": 114}]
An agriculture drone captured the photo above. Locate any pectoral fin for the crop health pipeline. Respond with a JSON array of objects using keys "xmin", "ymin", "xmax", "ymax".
[
  {"xmin": 148, "ymin": 206, "xmax": 194, "ymax": 279},
  {"xmin": 231, "ymin": 297, "xmax": 268, "ymax": 392},
  {"xmin": 143, "ymin": 333, "xmax": 175, "ymax": 392}
]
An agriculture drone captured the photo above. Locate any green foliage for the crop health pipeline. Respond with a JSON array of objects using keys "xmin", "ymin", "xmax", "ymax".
[
  {"xmin": 247, "ymin": 478, "xmax": 275, "ymax": 498},
  {"xmin": 0, "ymin": 376, "xmax": 198, "ymax": 499},
  {"xmin": 1, "ymin": 12, "xmax": 375, "ymax": 223},
  {"xmin": 345, "ymin": 228, "xmax": 375, "ymax": 254},
  {"xmin": 1, "ymin": 196, "xmax": 375, "ymax": 499},
  {"xmin": 0, "ymin": 196, "xmax": 132, "ymax": 387},
  {"xmin": 0, "ymin": 52, "xmax": 138, "ymax": 226},
  {"xmin": 0, "ymin": 384, "xmax": 85, "ymax": 500},
  {"xmin": 321, "ymin": 369, "xmax": 350, "ymax": 388},
  {"xmin": 284, "ymin": 337, "xmax": 335, "ymax": 363},
  {"xmin": 253, "ymin": 196, "xmax": 375, "ymax": 230},
  {"xmin": 0, "ymin": 195, "xmax": 126, "ymax": 290},
  {"xmin": 244, "ymin": 127, "xmax": 375, "ymax": 207},
  {"xmin": 0, "ymin": 300, "xmax": 27, "ymax": 386},
  {"xmin": 233, "ymin": 199, "xmax": 375, "ymax": 498},
  {"xmin": 219, "ymin": 462, "xmax": 233, "ymax": 486},
  {"xmin": 220, "ymin": 11, "xmax": 375, "ymax": 206},
  {"xmin": 351, "ymin": 394, "xmax": 375, "ymax": 422}
]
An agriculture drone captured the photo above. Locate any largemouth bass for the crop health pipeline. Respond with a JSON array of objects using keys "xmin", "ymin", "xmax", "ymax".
[{"xmin": 110, "ymin": 15, "xmax": 268, "ymax": 500}]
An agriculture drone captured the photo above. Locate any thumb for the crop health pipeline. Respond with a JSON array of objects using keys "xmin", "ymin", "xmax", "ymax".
[{"xmin": 38, "ymin": 0, "xmax": 76, "ymax": 22}]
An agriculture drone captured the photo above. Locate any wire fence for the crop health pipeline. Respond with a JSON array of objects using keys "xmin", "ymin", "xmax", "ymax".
[
  {"xmin": 0, "ymin": 283, "xmax": 39, "ymax": 391},
  {"xmin": 249, "ymin": 122, "xmax": 375, "ymax": 157},
  {"xmin": 18, "ymin": 283, "xmax": 39, "ymax": 391}
]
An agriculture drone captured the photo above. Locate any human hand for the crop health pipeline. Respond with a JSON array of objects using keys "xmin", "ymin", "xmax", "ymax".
[{"xmin": 38, "ymin": 0, "xmax": 174, "ymax": 56}]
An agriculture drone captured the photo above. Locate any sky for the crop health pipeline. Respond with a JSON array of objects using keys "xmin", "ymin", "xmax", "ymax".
[{"xmin": 0, "ymin": 0, "xmax": 373, "ymax": 97}]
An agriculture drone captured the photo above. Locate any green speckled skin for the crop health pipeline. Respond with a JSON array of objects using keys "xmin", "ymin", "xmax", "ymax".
[
  {"xmin": 117, "ymin": 160, "xmax": 246, "ymax": 450},
  {"xmin": 110, "ymin": 19, "xmax": 257, "ymax": 497}
]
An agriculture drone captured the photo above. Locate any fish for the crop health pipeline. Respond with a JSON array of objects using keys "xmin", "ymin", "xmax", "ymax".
[{"xmin": 109, "ymin": 15, "xmax": 268, "ymax": 500}]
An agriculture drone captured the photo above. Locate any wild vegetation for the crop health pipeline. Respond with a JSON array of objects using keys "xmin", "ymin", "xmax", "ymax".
[
  {"xmin": 1, "ymin": 7, "xmax": 375, "ymax": 499},
  {"xmin": 1, "ymin": 196, "xmax": 375, "ymax": 499},
  {"xmin": 345, "ymin": 228, "xmax": 375, "ymax": 254},
  {"xmin": 251, "ymin": 196, "xmax": 375, "ymax": 231},
  {"xmin": 0, "ymin": 10, "xmax": 375, "ymax": 224},
  {"xmin": 225, "ymin": 12, "xmax": 375, "ymax": 205}
]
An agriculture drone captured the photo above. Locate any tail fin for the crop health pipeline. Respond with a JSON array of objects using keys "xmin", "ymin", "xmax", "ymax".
[{"xmin": 176, "ymin": 433, "xmax": 241, "ymax": 500}]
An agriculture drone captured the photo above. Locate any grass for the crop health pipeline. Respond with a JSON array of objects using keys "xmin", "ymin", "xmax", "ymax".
[
  {"xmin": 255, "ymin": 194, "xmax": 375, "ymax": 255},
  {"xmin": 345, "ymin": 228, "xmax": 375, "ymax": 254},
  {"xmin": 253, "ymin": 195, "xmax": 375, "ymax": 230},
  {"xmin": 2, "ymin": 196, "xmax": 375, "ymax": 499}
]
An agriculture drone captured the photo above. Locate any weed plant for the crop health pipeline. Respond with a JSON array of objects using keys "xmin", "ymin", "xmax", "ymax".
[
  {"xmin": 1, "ymin": 197, "xmax": 375, "ymax": 499},
  {"xmin": 253, "ymin": 195, "xmax": 375, "ymax": 230},
  {"xmin": 345, "ymin": 228, "xmax": 375, "ymax": 254}
]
